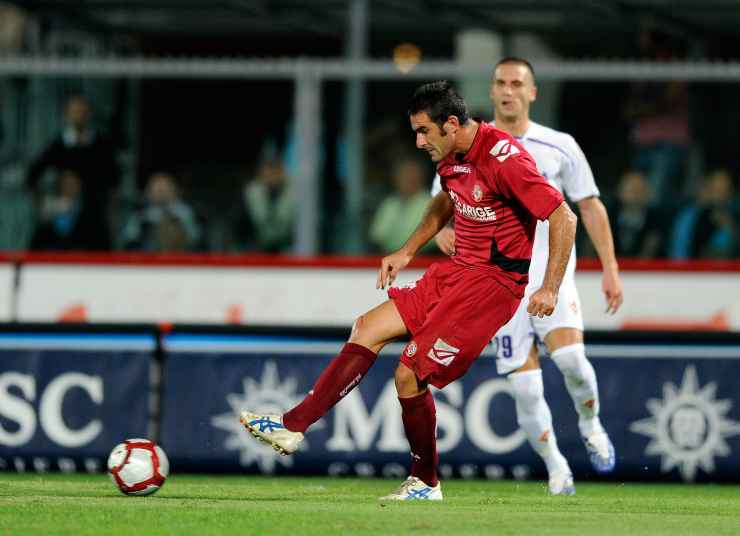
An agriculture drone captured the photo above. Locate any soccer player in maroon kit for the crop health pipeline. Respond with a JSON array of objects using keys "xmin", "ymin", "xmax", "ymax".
[{"xmin": 241, "ymin": 81, "xmax": 577, "ymax": 501}]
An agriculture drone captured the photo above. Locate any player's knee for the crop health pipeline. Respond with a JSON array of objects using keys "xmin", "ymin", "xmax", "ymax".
[
  {"xmin": 394, "ymin": 363, "xmax": 418, "ymax": 394},
  {"xmin": 349, "ymin": 314, "xmax": 370, "ymax": 342},
  {"xmin": 551, "ymin": 343, "xmax": 589, "ymax": 381},
  {"xmin": 508, "ymin": 369, "xmax": 544, "ymax": 414},
  {"xmin": 350, "ymin": 314, "xmax": 364, "ymax": 335}
]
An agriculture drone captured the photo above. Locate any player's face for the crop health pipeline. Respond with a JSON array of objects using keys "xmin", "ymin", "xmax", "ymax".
[
  {"xmin": 490, "ymin": 63, "xmax": 536, "ymax": 122},
  {"xmin": 410, "ymin": 111, "xmax": 454, "ymax": 162}
]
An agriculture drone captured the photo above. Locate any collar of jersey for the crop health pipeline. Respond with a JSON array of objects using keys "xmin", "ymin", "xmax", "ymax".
[
  {"xmin": 447, "ymin": 118, "xmax": 488, "ymax": 165},
  {"xmin": 491, "ymin": 119, "xmax": 537, "ymax": 142}
]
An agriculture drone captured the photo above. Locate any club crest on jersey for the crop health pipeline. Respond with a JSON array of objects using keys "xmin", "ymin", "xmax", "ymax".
[
  {"xmin": 427, "ymin": 338, "xmax": 460, "ymax": 366},
  {"xmin": 472, "ymin": 183, "xmax": 482, "ymax": 202},
  {"xmin": 406, "ymin": 341, "xmax": 418, "ymax": 357},
  {"xmin": 490, "ymin": 139, "xmax": 520, "ymax": 162}
]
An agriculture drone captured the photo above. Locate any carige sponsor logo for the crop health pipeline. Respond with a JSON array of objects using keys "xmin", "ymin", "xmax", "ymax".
[{"xmin": 449, "ymin": 190, "xmax": 496, "ymax": 222}]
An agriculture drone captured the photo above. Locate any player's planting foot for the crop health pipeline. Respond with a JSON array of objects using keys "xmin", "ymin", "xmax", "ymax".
[
  {"xmin": 239, "ymin": 411, "xmax": 304, "ymax": 455},
  {"xmin": 548, "ymin": 469, "xmax": 576, "ymax": 496},
  {"xmin": 583, "ymin": 430, "xmax": 616, "ymax": 474},
  {"xmin": 379, "ymin": 476, "xmax": 443, "ymax": 501}
]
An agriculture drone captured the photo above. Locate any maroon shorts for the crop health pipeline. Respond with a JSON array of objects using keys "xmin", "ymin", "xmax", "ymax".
[{"xmin": 388, "ymin": 260, "xmax": 520, "ymax": 389}]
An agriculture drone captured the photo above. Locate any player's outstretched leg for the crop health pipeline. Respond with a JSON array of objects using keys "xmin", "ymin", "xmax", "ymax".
[
  {"xmin": 380, "ymin": 364, "xmax": 442, "ymax": 501},
  {"xmin": 550, "ymin": 343, "xmax": 615, "ymax": 474},
  {"xmin": 241, "ymin": 300, "xmax": 407, "ymax": 456},
  {"xmin": 240, "ymin": 342, "xmax": 377, "ymax": 455},
  {"xmin": 509, "ymin": 369, "xmax": 575, "ymax": 495}
]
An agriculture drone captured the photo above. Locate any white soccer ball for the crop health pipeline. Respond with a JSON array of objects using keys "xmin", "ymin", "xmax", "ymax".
[{"xmin": 107, "ymin": 438, "xmax": 169, "ymax": 496}]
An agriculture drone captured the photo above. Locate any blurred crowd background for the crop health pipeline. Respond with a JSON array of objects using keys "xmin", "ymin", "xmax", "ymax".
[{"xmin": 1, "ymin": 1, "xmax": 740, "ymax": 259}]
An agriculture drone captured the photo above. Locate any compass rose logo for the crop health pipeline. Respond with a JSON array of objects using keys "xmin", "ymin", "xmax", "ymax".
[
  {"xmin": 630, "ymin": 366, "xmax": 740, "ymax": 481},
  {"xmin": 211, "ymin": 361, "xmax": 322, "ymax": 473}
]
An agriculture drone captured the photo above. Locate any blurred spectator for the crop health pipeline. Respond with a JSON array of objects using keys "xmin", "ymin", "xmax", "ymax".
[
  {"xmin": 624, "ymin": 29, "xmax": 690, "ymax": 204},
  {"xmin": 30, "ymin": 170, "xmax": 106, "ymax": 250},
  {"xmin": 363, "ymin": 119, "xmax": 407, "ymax": 218},
  {"xmin": 231, "ymin": 157, "xmax": 295, "ymax": 253},
  {"xmin": 0, "ymin": 3, "xmax": 26, "ymax": 53},
  {"xmin": 26, "ymin": 94, "xmax": 119, "ymax": 249},
  {"xmin": 121, "ymin": 172, "xmax": 201, "ymax": 252},
  {"xmin": 608, "ymin": 170, "xmax": 665, "ymax": 258},
  {"xmin": 155, "ymin": 213, "xmax": 190, "ymax": 253},
  {"xmin": 670, "ymin": 169, "xmax": 739, "ymax": 259},
  {"xmin": 369, "ymin": 156, "xmax": 434, "ymax": 254}
]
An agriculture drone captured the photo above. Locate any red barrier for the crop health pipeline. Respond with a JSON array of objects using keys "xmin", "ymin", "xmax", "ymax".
[{"xmin": 1, "ymin": 251, "xmax": 740, "ymax": 272}]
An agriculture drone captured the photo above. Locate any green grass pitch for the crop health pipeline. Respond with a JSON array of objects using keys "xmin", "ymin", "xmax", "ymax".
[{"xmin": 2, "ymin": 473, "xmax": 740, "ymax": 535}]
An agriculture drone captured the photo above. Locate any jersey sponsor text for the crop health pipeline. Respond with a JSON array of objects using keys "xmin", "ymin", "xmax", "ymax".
[{"xmin": 448, "ymin": 190, "xmax": 496, "ymax": 222}]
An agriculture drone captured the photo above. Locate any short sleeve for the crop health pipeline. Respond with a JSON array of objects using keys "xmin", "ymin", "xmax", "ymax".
[
  {"xmin": 431, "ymin": 173, "xmax": 443, "ymax": 196},
  {"xmin": 561, "ymin": 134, "xmax": 600, "ymax": 202},
  {"xmin": 494, "ymin": 151, "xmax": 564, "ymax": 221}
]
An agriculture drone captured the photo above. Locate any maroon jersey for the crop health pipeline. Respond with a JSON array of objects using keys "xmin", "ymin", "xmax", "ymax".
[{"xmin": 438, "ymin": 122, "xmax": 563, "ymax": 296}]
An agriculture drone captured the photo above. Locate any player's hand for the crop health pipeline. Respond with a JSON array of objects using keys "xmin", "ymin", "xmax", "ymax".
[
  {"xmin": 376, "ymin": 249, "xmax": 413, "ymax": 290},
  {"xmin": 602, "ymin": 270, "xmax": 624, "ymax": 315},
  {"xmin": 527, "ymin": 287, "xmax": 557, "ymax": 318},
  {"xmin": 435, "ymin": 227, "xmax": 456, "ymax": 256}
]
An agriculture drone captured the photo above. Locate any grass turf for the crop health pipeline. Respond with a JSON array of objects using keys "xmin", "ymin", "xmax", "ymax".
[{"xmin": 1, "ymin": 473, "xmax": 739, "ymax": 535}]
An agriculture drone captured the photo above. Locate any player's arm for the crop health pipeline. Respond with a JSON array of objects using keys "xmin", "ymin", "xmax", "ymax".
[
  {"xmin": 430, "ymin": 173, "xmax": 456, "ymax": 255},
  {"xmin": 528, "ymin": 202, "xmax": 578, "ymax": 318},
  {"xmin": 491, "ymin": 149, "xmax": 576, "ymax": 316},
  {"xmin": 376, "ymin": 190, "xmax": 453, "ymax": 289},
  {"xmin": 577, "ymin": 196, "xmax": 623, "ymax": 314},
  {"xmin": 435, "ymin": 220, "xmax": 456, "ymax": 256},
  {"xmin": 561, "ymin": 133, "xmax": 624, "ymax": 315}
]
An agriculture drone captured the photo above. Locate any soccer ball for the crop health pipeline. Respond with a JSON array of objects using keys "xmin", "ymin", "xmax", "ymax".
[{"xmin": 107, "ymin": 438, "xmax": 169, "ymax": 496}]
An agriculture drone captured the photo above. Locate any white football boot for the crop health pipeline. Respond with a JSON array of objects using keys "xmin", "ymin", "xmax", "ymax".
[
  {"xmin": 548, "ymin": 468, "xmax": 576, "ymax": 496},
  {"xmin": 583, "ymin": 430, "xmax": 616, "ymax": 474},
  {"xmin": 379, "ymin": 476, "xmax": 443, "ymax": 501},
  {"xmin": 239, "ymin": 411, "xmax": 304, "ymax": 455}
]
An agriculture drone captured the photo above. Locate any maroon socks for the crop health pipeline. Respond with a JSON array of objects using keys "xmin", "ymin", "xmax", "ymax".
[
  {"xmin": 283, "ymin": 343, "xmax": 377, "ymax": 433},
  {"xmin": 399, "ymin": 389, "xmax": 439, "ymax": 487}
]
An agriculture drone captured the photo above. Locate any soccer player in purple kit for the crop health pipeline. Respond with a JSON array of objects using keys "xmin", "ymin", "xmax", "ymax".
[{"xmin": 241, "ymin": 81, "xmax": 577, "ymax": 501}]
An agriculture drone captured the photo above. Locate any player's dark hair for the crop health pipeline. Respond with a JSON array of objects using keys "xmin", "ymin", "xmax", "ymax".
[
  {"xmin": 408, "ymin": 80, "xmax": 469, "ymax": 130},
  {"xmin": 494, "ymin": 57, "xmax": 536, "ymax": 82}
]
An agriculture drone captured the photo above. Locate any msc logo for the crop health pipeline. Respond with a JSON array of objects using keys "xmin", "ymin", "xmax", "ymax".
[
  {"xmin": 0, "ymin": 372, "xmax": 103, "ymax": 449},
  {"xmin": 452, "ymin": 165, "xmax": 471, "ymax": 174},
  {"xmin": 327, "ymin": 377, "xmax": 526, "ymax": 456},
  {"xmin": 490, "ymin": 139, "xmax": 520, "ymax": 163},
  {"xmin": 427, "ymin": 339, "xmax": 460, "ymax": 367}
]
